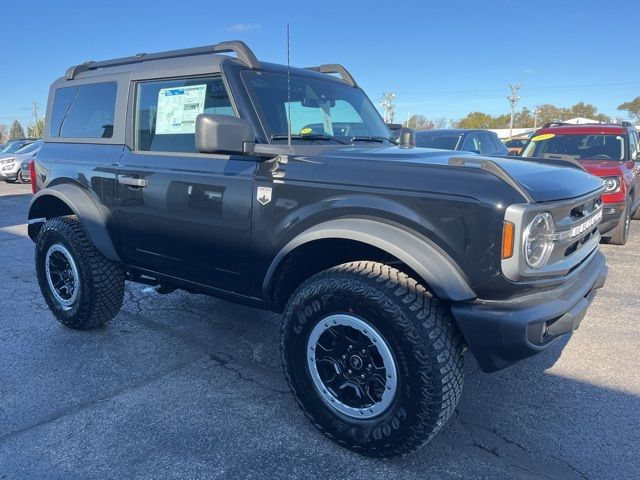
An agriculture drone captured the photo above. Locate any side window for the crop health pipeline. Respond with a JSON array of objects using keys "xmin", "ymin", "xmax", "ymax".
[
  {"xmin": 629, "ymin": 130, "xmax": 638, "ymax": 160},
  {"xmin": 59, "ymin": 82, "xmax": 117, "ymax": 138},
  {"xmin": 49, "ymin": 86, "xmax": 78, "ymax": 137},
  {"xmin": 135, "ymin": 76, "xmax": 235, "ymax": 153},
  {"xmin": 461, "ymin": 134, "xmax": 479, "ymax": 152},
  {"xmin": 479, "ymin": 132, "xmax": 498, "ymax": 154}
]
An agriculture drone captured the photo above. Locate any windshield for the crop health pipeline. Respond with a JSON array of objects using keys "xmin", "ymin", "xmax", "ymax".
[
  {"xmin": 1, "ymin": 141, "xmax": 31, "ymax": 154},
  {"xmin": 242, "ymin": 71, "xmax": 393, "ymax": 143},
  {"xmin": 415, "ymin": 132, "xmax": 462, "ymax": 150},
  {"xmin": 16, "ymin": 141, "xmax": 41, "ymax": 154},
  {"xmin": 522, "ymin": 133, "xmax": 626, "ymax": 161}
]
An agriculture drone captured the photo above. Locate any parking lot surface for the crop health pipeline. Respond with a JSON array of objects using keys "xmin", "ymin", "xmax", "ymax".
[{"xmin": 0, "ymin": 181, "xmax": 638, "ymax": 479}]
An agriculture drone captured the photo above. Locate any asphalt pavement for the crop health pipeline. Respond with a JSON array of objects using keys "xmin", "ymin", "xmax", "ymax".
[{"xmin": 0, "ymin": 181, "xmax": 638, "ymax": 479}]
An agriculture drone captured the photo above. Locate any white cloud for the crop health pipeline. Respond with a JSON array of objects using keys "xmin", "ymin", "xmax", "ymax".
[{"xmin": 226, "ymin": 23, "xmax": 261, "ymax": 32}]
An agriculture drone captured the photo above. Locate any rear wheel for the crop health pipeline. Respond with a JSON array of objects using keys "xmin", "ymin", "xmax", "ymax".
[
  {"xmin": 281, "ymin": 261, "xmax": 464, "ymax": 458},
  {"xmin": 35, "ymin": 216, "xmax": 125, "ymax": 329},
  {"xmin": 607, "ymin": 198, "xmax": 631, "ymax": 245}
]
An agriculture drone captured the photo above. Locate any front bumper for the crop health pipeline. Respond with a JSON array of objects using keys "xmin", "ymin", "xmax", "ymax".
[
  {"xmin": 0, "ymin": 163, "xmax": 20, "ymax": 181},
  {"xmin": 451, "ymin": 250, "xmax": 607, "ymax": 372},
  {"xmin": 598, "ymin": 202, "xmax": 625, "ymax": 236}
]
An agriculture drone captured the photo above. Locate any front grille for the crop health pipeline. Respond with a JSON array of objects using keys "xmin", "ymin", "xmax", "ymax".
[{"xmin": 502, "ymin": 189, "xmax": 604, "ymax": 281}]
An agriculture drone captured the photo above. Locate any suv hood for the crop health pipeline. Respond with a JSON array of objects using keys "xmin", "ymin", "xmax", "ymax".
[
  {"xmin": 306, "ymin": 146, "xmax": 604, "ymax": 203},
  {"xmin": 578, "ymin": 159, "xmax": 627, "ymax": 177}
]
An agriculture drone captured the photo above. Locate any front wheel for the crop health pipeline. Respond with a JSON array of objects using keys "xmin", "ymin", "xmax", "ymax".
[
  {"xmin": 35, "ymin": 216, "xmax": 125, "ymax": 329},
  {"xmin": 17, "ymin": 171, "xmax": 28, "ymax": 184},
  {"xmin": 281, "ymin": 261, "xmax": 464, "ymax": 458},
  {"xmin": 607, "ymin": 198, "xmax": 631, "ymax": 245}
]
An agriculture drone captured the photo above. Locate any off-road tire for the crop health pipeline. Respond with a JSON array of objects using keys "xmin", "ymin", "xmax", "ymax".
[
  {"xmin": 632, "ymin": 203, "xmax": 640, "ymax": 221},
  {"xmin": 607, "ymin": 198, "xmax": 631, "ymax": 245},
  {"xmin": 281, "ymin": 261, "xmax": 464, "ymax": 458},
  {"xmin": 35, "ymin": 215, "xmax": 125, "ymax": 329}
]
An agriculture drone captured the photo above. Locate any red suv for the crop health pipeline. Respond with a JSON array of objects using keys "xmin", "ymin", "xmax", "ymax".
[{"xmin": 522, "ymin": 122, "xmax": 640, "ymax": 245}]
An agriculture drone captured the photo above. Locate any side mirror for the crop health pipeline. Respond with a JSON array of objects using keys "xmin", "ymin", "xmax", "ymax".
[
  {"xmin": 399, "ymin": 127, "xmax": 415, "ymax": 148},
  {"xmin": 195, "ymin": 114, "xmax": 254, "ymax": 154}
]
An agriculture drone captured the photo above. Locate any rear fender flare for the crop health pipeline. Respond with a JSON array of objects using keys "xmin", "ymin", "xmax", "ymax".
[{"xmin": 28, "ymin": 184, "xmax": 120, "ymax": 262}]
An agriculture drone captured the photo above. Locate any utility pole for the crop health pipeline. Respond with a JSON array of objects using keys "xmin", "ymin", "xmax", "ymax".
[
  {"xmin": 533, "ymin": 106, "xmax": 539, "ymax": 129},
  {"xmin": 31, "ymin": 101, "xmax": 41, "ymax": 137},
  {"xmin": 379, "ymin": 93, "xmax": 396, "ymax": 124},
  {"xmin": 507, "ymin": 83, "xmax": 522, "ymax": 138}
]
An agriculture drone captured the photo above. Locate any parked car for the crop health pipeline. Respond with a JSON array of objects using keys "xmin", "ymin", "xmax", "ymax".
[
  {"xmin": 521, "ymin": 122, "xmax": 640, "ymax": 245},
  {"xmin": 415, "ymin": 129, "xmax": 509, "ymax": 156},
  {"xmin": 504, "ymin": 137, "xmax": 528, "ymax": 155},
  {"xmin": 28, "ymin": 41, "xmax": 606, "ymax": 458},
  {"xmin": 0, "ymin": 140, "xmax": 43, "ymax": 183},
  {"xmin": 0, "ymin": 138, "xmax": 36, "ymax": 155}
]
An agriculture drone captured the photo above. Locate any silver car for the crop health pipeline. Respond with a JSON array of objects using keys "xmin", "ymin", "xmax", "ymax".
[{"xmin": 0, "ymin": 140, "xmax": 42, "ymax": 183}]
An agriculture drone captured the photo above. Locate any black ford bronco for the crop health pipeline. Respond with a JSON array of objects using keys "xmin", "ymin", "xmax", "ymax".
[{"xmin": 28, "ymin": 41, "xmax": 607, "ymax": 457}]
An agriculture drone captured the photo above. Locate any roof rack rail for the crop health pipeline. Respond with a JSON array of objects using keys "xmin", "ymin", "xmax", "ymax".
[
  {"xmin": 65, "ymin": 40, "xmax": 260, "ymax": 80},
  {"xmin": 306, "ymin": 64, "xmax": 358, "ymax": 87}
]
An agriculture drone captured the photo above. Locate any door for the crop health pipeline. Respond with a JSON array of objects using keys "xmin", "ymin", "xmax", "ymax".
[{"xmin": 115, "ymin": 75, "xmax": 255, "ymax": 294}]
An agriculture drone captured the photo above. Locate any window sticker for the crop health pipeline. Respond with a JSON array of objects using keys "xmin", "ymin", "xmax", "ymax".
[{"xmin": 156, "ymin": 84, "xmax": 207, "ymax": 135}]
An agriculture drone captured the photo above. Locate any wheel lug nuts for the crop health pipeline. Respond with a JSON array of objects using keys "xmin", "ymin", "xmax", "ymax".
[
  {"xmin": 342, "ymin": 355, "xmax": 346, "ymax": 360},
  {"xmin": 361, "ymin": 349, "xmax": 366, "ymax": 355},
  {"xmin": 367, "ymin": 364, "xmax": 372, "ymax": 369},
  {"xmin": 348, "ymin": 370, "xmax": 352, "ymax": 374},
  {"xmin": 360, "ymin": 374, "xmax": 365, "ymax": 379}
]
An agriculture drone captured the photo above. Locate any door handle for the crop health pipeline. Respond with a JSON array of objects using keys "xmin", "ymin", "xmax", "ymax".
[{"xmin": 118, "ymin": 176, "xmax": 147, "ymax": 188}]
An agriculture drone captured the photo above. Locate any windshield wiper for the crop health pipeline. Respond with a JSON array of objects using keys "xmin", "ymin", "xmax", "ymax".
[
  {"xmin": 270, "ymin": 134, "xmax": 348, "ymax": 144},
  {"xmin": 350, "ymin": 136, "xmax": 398, "ymax": 145}
]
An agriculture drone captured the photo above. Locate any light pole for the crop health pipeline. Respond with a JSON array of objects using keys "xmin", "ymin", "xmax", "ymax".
[{"xmin": 508, "ymin": 83, "xmax": 522, "ymax": 138}]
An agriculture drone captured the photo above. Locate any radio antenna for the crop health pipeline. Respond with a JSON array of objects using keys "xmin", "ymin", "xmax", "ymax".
[{"xmin": 287, "ymin": 22, "xmax": 292, "ymax": 150}]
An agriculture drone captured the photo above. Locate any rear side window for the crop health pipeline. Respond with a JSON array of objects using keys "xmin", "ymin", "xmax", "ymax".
[
  {"xmin": 50, "ymin": 82, "xmax": 117, "ymax": 138},
  {"xmin": 49, "ymin": 87, "xmax": 77, "ymax": 137},
  {"xmin": 135, "ymin": 76, "xmax": 235, "ymax": 153}
]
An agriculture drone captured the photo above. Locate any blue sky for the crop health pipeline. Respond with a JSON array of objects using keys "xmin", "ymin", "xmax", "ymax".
[{"xmin": 2, "ymin": 0, "xmax": 639, "ymax": 128}]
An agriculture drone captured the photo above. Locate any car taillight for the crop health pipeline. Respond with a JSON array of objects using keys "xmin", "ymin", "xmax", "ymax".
[{"xmin": 28, "ymin": 159, "xmax": 38, "ymax": 194}]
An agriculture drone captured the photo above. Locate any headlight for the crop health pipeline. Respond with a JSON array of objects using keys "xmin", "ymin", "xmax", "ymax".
[
  {"xmin": 602, "ymin": 176, "xmax": 621, "ymax": 194},
  {"xmin": 0, "ymin": 157, "xmax": 15, "ymax": 164},
  {"xmin": 523, "ymin": 212, "xmax": 554, "ymax": 269}
]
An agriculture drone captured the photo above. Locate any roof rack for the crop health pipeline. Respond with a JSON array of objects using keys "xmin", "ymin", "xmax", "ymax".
[
  {"xmin": 65, "ymin": 40, "xmax": 260, "ymax": 80},
  {"xmin": 306, "ymin": 64, "xmax": 358, "ymax": 87},
  {"xmin": 542, "ymin": 121, "xmax": 636, "ymax": 129}
]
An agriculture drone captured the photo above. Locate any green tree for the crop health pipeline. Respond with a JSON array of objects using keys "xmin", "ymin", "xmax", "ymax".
[
  {"xmin": 618, "ymin": 97, "xmax": 640, "ymax": 122},
  {"xmin": 569, "ymin": 102, "xmax": 610, "ymax": 122},
  {"xmin": 0, "ymin": 124, "xmax": 7, "ymax": 144},
  {"xmin": 405, "ymin": 114, "xmax": 434, "ymax": 130},
  {"xmin": 9, "ymin": 120, "xmax": 26, "ymax": 140},
  {"xmin": 27, "ymin": 118, "xmax": 45, "ymax": 138},
  {"xmin": 455, "ymin": 112, "xmax": 496, "ymax": 129}
]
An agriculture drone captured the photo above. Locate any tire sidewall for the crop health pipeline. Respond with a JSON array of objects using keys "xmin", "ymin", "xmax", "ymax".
[
  {"xmin": 283, "ymin": 276, "xmax": 441, "ymax": 453},
  {"xmin": 35, "ymin": 220, "xmax": 91, "ymax": 324}
]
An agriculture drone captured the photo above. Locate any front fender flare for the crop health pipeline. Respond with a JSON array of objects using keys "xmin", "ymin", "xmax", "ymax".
[
  {"xmin": 263, "ymin": 218, "xmax": 476, "ymax": 302},
  {"xmin": 28, "ymin": 184, "xmax": 120, "ymax": 262}
]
